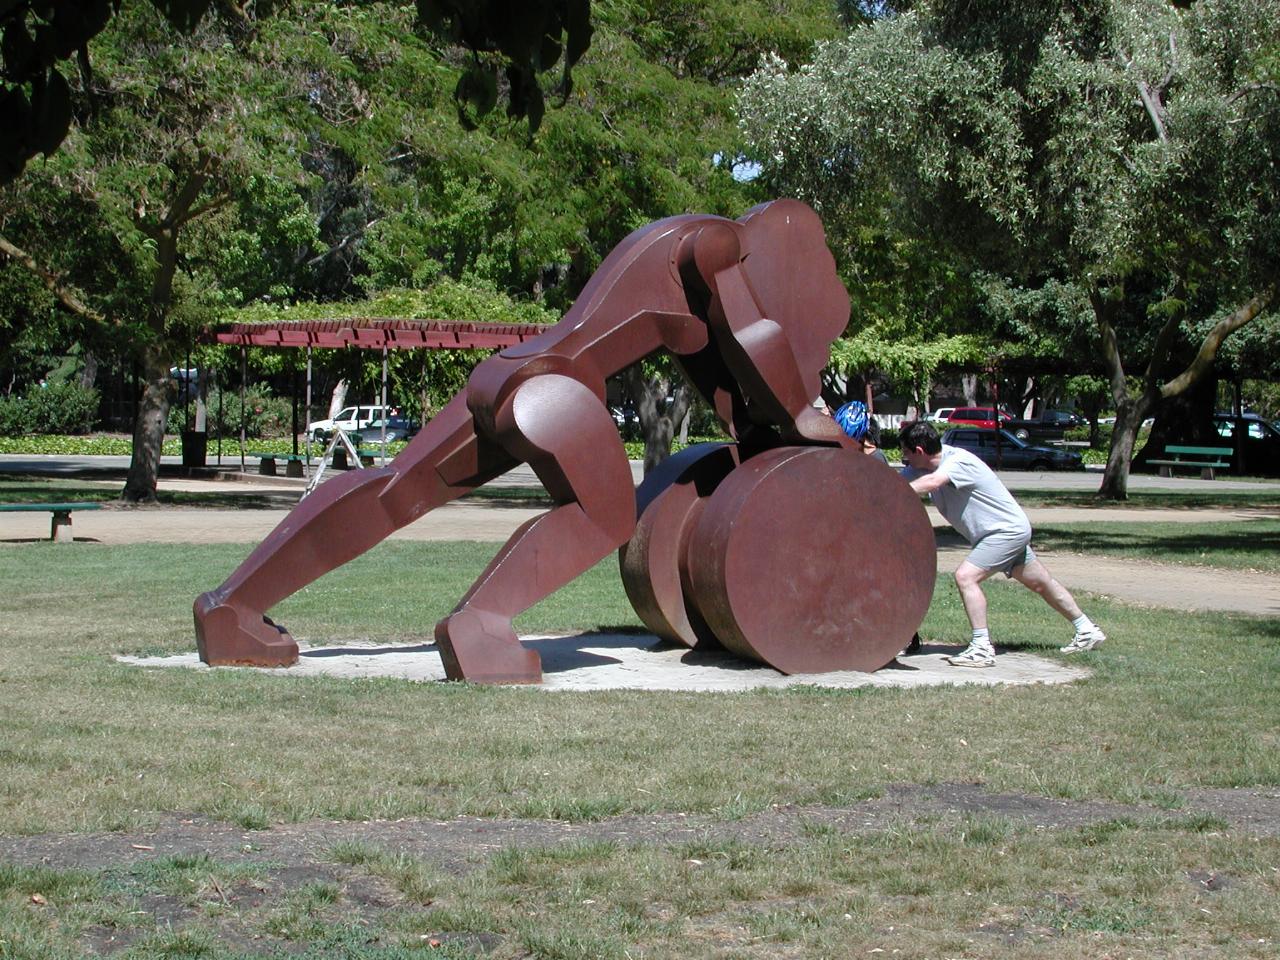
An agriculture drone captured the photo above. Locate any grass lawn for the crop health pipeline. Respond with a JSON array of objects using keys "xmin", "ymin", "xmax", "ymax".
[{"xmin": 1, "ymin": 535, "xmax": 1277, "ymax": 958}]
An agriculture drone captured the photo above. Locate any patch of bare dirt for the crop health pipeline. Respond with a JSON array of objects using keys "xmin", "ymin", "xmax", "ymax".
[{"xmin": 4, "ymin": 784, "xmax": 1277, "ymax": 877}]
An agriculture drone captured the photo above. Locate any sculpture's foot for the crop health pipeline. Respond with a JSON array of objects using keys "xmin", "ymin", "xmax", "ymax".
[
  {"xmin": 194, "ymin": 592, "xmax": 299, "ymax": 667},
  {"xmin": 435, "ymin": 609, "xmax": 542, "ymax": 684}
]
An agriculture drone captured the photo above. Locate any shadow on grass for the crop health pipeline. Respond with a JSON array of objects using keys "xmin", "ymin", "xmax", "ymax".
[
  {"xmin": 1032, "ymin": 524, "xmax": 1280, "ymax": 566},
  {"xmin": 1017, "ymin": 490, "xmax": 1280, "ymax": 511},
  {"xmin": 0, "ymin": 477, "xmax": 297, "ymax": 510}
]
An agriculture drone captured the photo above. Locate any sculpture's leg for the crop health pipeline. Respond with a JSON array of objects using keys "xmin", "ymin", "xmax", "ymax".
[
  {"xmin": 436, "ymin": 376, "xmax": 635, "ymax": 684},
  {"xmin": 195, "ymin": 393, "xmax": 513, "ymax": 666}
]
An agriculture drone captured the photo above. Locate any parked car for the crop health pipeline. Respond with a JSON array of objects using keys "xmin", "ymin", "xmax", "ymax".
[
  {"xmin": 941, "ymin": 427, "xmax": 1084, "ymax": 471},
  {"xmin": 925, "ymin": 407, "xmax": 955, "ymax": 424},
  {"xmin": 353, "ymin": 415, "xmax": 419, "ymax": 446},
  {"xmin": 946, "ymin": 406, "xmax": 1014, "ymax": 430},
  {"xmin": 1097, "ymin": 415, "xmax": 1154, "ymax": 427},
  {"xmin": 1004, "ymin": 408, "xmax": 1083, "ymax": 441},
  {"xmin": 1038, "ymin": 409, "xmax": 1084, "ymax": 428},
  {"xmin": 1212, "ymin": 413, "xmax": 1280, "ymax": 476},
  {"xmin": 310, "ymin": 405, "xmax": 394, "ymax": 442}
]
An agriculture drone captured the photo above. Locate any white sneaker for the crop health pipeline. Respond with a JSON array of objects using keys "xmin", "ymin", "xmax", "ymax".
[
  {"xmin": 947, "ymin": 642, "xmax": 995, "ymax": 668},
  {"xmin": 1061, "ymin": 627, "xmax": 1106, "ymax": 653}
]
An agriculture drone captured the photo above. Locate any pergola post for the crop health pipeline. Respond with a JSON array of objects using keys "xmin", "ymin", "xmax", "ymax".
[
  {"xmin": 239, "ymin": 346, "xmax": 247, "ymax": 473},
  {"xmin": 379, "ymin": 345, "xmax": 389, "ymax": 465},
  {"xmin": 304, "ymin": 346, "xmax": 313, "ymax": 475}
]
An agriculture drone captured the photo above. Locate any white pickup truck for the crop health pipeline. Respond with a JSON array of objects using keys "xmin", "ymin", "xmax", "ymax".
[{"xmin": 310, "ymin": 405, "xmax": 392, "ymax": 442}]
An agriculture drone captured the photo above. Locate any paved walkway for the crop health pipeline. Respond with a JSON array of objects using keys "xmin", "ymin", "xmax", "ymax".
[{"xmin": 3, "ymin": 459, "xmax": 1279, "ymax": 616}]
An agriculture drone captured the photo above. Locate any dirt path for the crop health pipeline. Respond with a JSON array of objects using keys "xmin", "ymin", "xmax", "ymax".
[
  {"xmin": 3, "ymin": 492, "xmax": 1276, "ymax": 616},
  {"xmin": 937, "ymin": 547, "xmax": 1280, "ymax": 616}
]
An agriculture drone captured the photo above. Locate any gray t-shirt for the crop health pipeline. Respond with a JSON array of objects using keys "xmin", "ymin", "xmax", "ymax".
[{"xmin": 903, "ymin": 445, "xmax": 1031, "ymax": 545}]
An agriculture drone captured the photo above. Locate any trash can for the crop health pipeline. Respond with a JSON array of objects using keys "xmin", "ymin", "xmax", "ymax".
[{"xmin": 181, "ymin": 430, "xmax": 208, "ymax": 468}]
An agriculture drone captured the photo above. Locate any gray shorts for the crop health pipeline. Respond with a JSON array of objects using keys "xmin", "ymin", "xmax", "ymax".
[{"xmin": 967, "ymin": 530, "xmax": 1035, "ymax": 577}]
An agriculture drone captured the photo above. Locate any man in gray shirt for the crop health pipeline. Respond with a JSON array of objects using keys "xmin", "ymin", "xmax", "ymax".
[{"xmin": 899, "ymin": 420, "xmax": 1105, "ymax": 667}]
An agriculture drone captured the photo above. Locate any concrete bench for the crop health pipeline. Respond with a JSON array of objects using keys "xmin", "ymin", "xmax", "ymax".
[
  {"xmin": 248, "ymin": 452, "xmax": 307, "ymax": 478},
  {"xmin": 0, "ymin": 501, "xmax": 104, "ymax": 541},
  {"xmin": 1148, "ymin": 444, "xmax": 1232, "ymax": 480}
]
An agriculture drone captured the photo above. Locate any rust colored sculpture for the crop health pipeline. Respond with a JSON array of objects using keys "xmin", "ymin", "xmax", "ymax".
[{"xmin": 194, "ymin": 200, "xmax": 934, "ymax": 683}]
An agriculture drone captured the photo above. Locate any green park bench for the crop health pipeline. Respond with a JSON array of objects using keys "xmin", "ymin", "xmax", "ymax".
[
  {"xmin": 248, "ymin": 451, "xmax": 307, "ymax": 478},
  {"xmin": 1148, "ymin": 444, "xmax": 1233, "ymax": 480},
  {"xmin": 356, "ymin": 447, "xmax": 392, "ymax": 468},
  {"xmin": 325, "ymin": 447, "xmax": 393, "ymax": 469},
  {"xmin": 0, "ymin": 501, "xmax": 104, "ymax": 542}
]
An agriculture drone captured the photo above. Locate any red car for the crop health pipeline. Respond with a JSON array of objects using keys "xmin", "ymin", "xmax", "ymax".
[{"xmin": 946, "ymin": 406, "xmax": 1014, "ymax": 430}]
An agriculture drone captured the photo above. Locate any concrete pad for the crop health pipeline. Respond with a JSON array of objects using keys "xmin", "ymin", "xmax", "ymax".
[{"xmin": 119, "ymin": 634, "xmax": 1088, "ymax": 691}]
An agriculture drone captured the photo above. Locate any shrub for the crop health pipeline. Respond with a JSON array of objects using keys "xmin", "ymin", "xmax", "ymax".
[
  {"xmin": 21, "ymin": 382, "xmax": 100, "ymax": 434},
  {"xmin": 0, "ymin": 395, "xmax": 23, "ymax": 437},
  {"xmin": 206, "ymin": 384, "xmax": 294, "ymax": 439}
]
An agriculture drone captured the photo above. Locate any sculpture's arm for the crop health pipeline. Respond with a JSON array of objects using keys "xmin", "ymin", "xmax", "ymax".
[{"xmin": 682, "ymin": 222, "xmax": 848, "ymax": 447}]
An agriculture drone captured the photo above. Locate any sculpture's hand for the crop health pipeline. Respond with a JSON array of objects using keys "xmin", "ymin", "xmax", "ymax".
[{"xmin": 787, "ymin": 405, "xmax": 855, "ymax": 448}]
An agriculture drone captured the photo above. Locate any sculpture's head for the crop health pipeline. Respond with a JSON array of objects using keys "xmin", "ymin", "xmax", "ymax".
[{"xmin": 736, "ymin": 200, "xmax": 850, "ymax": 401}]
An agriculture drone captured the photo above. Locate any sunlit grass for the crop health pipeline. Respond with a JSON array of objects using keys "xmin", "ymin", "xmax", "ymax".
[
  {"xmin": 0, "ymin": 538, "xmax": 1276, "ymax": 838},
  {"xmin": 5, "ymin": 822, "xmax": 1278, "ymax": 959}
]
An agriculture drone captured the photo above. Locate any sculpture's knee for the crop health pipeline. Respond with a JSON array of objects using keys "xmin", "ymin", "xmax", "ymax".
[{"xmin": 496, "ymin": 376, "xmax": 634, "ymax": 540}]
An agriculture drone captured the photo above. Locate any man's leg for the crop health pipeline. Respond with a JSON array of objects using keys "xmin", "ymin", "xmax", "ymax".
[
  {"xmin": 950, "ymin": 560, "xmax": 997, "ymax": 667},
  {"xmin": 1010, "ymin": 557, "xmax": 1106, "ymax": 652},
  {"xmin": 954, "ymin": 560, "xmax": 995, "ymax": 631},
  {"xmin": 1009, "ymin": 558, "xmax": 1082, "ymax": 620}
]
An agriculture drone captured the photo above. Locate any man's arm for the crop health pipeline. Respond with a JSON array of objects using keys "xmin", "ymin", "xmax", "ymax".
[{"xmin": 909, "ymin": 470, "xmax": 951, "ymax": 495}]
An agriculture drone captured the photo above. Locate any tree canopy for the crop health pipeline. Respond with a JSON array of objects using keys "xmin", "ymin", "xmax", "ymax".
[
  {"xmin": 739, "ymin": 0, "xmax": 1279, "ymax": 495},
  {"xmin": 2, "ymin": 0, "xmax": 845, "ymax": 495},
  {"xmin": 0, "ymin": 0, "xmax": 595, "ymax": 187}
]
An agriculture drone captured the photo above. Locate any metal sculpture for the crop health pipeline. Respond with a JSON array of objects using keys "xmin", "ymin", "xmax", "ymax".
[{"xmin": 194, "ymin": 200, "xmax": 935, "ymax": 683}]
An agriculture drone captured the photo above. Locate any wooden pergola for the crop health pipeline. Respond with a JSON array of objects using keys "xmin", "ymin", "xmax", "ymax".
[
  {"xmin": 200, "ymin": 317, "xmax": 551, "ymax": 472},
  {"xmin": 208, "ymin": 317, "xmax": 549, "ymax": 351}
]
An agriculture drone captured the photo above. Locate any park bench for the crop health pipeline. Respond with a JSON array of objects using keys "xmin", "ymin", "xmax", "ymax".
[
  {"xmin": 248, "ymin": 451, "xmax": 307, "ymax": 478},
  {"xmin": 1148, "ymin": 444, "xmax": 1233, "ymax": 480},
  {"xmin": 0, "ymin": 501, "xmax": 104, "ymax": 542},
  {"xmin": 328, "ymin": 447, "xmax": 391, "ymax": 469}
]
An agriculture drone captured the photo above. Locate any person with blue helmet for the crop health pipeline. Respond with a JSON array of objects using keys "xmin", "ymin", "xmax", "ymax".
[{"xmin": 833, "ymin": 400, "xmax": 888, "ymax": 465}]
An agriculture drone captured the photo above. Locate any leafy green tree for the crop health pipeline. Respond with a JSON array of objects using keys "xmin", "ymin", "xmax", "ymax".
[
  {"xmin": 0, "ymin": 0, "xmax": 590, "ymax": 187},
  {"xmin": 280, "ymin": 0, "xmax": 844, "ymax": 468},
  {"xmin": 739, "ymin": 0, "xmax": 1279, "ymax": 497},
  {"xmin": 0, "ymin": 3, "xmax": 333, "ymax": 500}
]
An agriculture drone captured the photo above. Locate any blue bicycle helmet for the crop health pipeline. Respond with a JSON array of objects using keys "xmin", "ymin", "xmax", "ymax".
[{"xmin": 833, "ymin": 400, "xmax": 870, "ymax": 441}]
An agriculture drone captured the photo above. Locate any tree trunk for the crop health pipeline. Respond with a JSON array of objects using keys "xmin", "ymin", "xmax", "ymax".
[
  {"xmin": 624, "ymin": 364, "xmax": 690, "ymax": 475},
  {"xmin": 961, "ymin": 373, "xmax": 977, "ymax": 406},
  {"xmin": 194, "ymin": 366, "xmax": 209, "ymax": 432},
  {"xmin": 122, "ymin": 343, "xmax": 173, "ymax": 502},
  {"xmin": 1021, "ymin": 377, "xmax": 1037, "ymax": 418},
  {"xmin": 1097, "ymin": 395, "xmax": 1155, "ymax": 500},
  {"xmin": 1131, "ymin": 371, "xmax": 1218, "ymax": 472},
  {"xmin": 78, "ymin": 351, "xmax": 98, "ymax": 390}
]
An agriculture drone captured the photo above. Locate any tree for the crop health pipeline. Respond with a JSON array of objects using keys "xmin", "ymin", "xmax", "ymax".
[
  {"xmin": 0, "ymin": 0, "xmax": 589, "ymax": 187},
  {"xmin": 287, "ymin": 0, "xmax": 844, "ymax": 469},
  {"xmin": 0, "ymin": 3, "xmax": 331, "ymax": 499},
  {"xmin": 1, "ymin": 0, "xmax": 600, "ymax": 500},
  {"xmin": 3, "ymin": 0, "xmax": 845, "ymax": 490},
  {"xmin": 739, "ymin": 0, "xmax": 1279, "ymax": 497}
]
